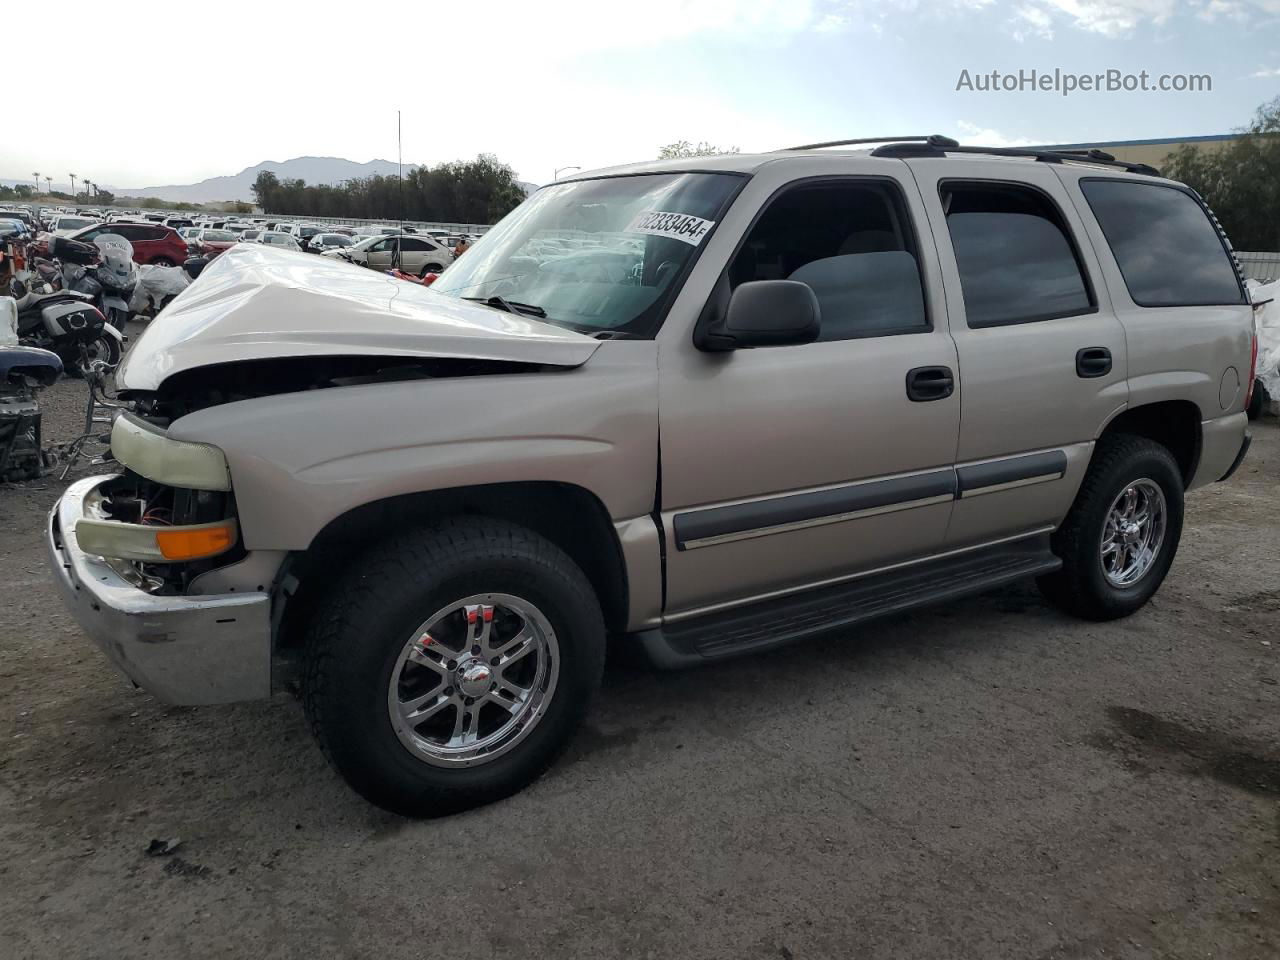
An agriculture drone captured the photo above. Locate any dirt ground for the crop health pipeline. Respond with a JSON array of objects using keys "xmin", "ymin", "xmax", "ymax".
[{"xmin": 1, "ymin": 362, "xmax": 1278, "ymax": 959}]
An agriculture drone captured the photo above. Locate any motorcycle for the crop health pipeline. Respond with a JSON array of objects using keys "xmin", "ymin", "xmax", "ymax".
[
  {"xmin": 44, "ymin": 234, "xmax": 138, "ymax": 328},
  {"xmin": 7, "ymin": 274, "xmax": 124, "ymax": 377},
  {"xmin": 84, "ymin": 234, "xmax": 138, "ymax": 328}
]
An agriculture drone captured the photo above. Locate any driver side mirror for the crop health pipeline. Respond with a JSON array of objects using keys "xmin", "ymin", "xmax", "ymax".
[{"xmin": 697, "ymin": 280, "xmax": 821, "ymax": 351}]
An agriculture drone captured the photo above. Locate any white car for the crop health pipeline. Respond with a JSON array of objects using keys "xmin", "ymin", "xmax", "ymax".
[
  {"xmin": 306, "ymin": 232, "xmax": 354, "ymax": 254},
  {"xmin": 47, "ymin": 215, "xmax": 100, "ymax": 237},
  {"xmin": 257, "ymin": 231, "xmax": 302, "ymax": 251}
]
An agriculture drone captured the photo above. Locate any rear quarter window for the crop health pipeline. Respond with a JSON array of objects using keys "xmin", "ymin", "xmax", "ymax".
[{"xmin": 1079, "ymin": 179, "xmax": 1245, "ymax": 307}]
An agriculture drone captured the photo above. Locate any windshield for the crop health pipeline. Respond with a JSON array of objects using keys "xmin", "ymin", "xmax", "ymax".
[
  {"xmin": 323, "ymin": 235, "xmax": 351, "ymax": 246},
  {"xmin": 431, "ymin": 172, "xmax": 741, "ymax": 336},
  {"xmin": 264, "ymin": 233, "xmax": 292, "ymax": 245},
  {"xmin": 58, "ymin": 217, "xmax": 94, "ymax": 231},
  {"xmin": 203, "ymin": 230, "xmax": 235, "ymax": 242}
]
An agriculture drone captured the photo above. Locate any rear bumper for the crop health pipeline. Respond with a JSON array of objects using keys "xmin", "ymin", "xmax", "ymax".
[
  {"xmin": 1190, "ymin": 412, "xmax": 1249, "ymax": 490},
  {"xmin": 46, "ymin": 476, "xmax": 272, "ymax": 705},
  {"xmin": 1218, "ymin": 430, "xmax": 1251, "ymax": 483}
]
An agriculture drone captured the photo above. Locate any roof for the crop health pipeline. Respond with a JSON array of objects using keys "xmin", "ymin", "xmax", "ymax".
[{"xmin": 566, "ymin": 143, "xmax": 1160, "ymax": 183}]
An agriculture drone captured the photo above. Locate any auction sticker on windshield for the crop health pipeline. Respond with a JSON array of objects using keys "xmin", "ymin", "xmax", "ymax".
[{"xmin": 625, "ymin": 210, "xmax": 716, "ymax": 246}]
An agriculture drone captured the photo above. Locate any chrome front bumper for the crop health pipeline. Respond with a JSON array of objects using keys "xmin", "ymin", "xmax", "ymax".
[{"xmin": 46, "ymin": 476, "xmax": 272, "ymax": 705}]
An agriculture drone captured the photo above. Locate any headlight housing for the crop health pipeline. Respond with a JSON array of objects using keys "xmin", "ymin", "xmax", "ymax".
[{"xmin": 110, "ymin": 413, "xmax": 232, "ymax": 491}]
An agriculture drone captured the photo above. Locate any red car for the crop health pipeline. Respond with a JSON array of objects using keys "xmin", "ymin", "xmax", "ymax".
[
  {"xmin": 191, "ymin": 228, "xmax": 239, "ymax": 258},
  {"xmin": 32, "ymin": 221, "xmax": 190, "ymax": 267}
]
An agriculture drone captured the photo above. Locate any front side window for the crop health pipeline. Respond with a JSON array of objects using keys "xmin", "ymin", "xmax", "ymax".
[
  {"xmin": 728, "ymin": 180, "xmax": 928, "ymax": 340},
  {"xmin": 942, "ymin": 182, "xmax": 1093, "ymax": 328},
  {"xmin": 431, "ymin": 172, "xmax": 742, "ymax": 337},
  {"xmin": 1079, "ymin": 179, "xmax": 1245, "ymax": 307}
]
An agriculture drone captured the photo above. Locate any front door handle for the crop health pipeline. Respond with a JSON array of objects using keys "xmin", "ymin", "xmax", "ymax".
[
  {"xmin": 1076, "ymin": 347, "xmax": 1113, "ymax": 378},
  {"xmin": 905, "ymin": 365, "xmax": 954, "ymax": 402}
]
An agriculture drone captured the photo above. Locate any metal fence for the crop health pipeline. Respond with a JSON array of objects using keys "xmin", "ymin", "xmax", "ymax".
[{"xmin": 1237, "ymin": 251, "xmax": 1280, "ymax": 283}]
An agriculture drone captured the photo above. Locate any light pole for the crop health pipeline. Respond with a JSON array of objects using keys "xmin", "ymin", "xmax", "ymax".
[
  {"xmin": 553, "ymin": 165, "xmax": 581, "ymax": 180},
  {"xmin": 69, "ymin": 173, "xmax": 77, "ymax": 200}
]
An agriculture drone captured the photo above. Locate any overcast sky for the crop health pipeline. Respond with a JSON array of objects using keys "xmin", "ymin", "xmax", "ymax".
[{"xmin": 6, "ymin": 0, "xmax": 1278, "ymax": 191}]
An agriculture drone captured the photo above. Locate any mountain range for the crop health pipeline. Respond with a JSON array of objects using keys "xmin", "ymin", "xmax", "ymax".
[{"xmin": 4, "ymin": 157, "xmax": 539, "ymax": 204}]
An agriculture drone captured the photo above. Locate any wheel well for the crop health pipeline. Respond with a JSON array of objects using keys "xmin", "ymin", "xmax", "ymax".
[
  {"xmin": 1100, "ymin": 400, "xmax": 1201, "ymax": 484},
  {"xmin": 275, "ymin": 482, "xmax": 629, "ymax": 653}
]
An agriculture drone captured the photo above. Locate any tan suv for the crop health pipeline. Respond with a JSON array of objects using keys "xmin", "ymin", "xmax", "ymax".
[{"xmin": 46, "ymin": 136, "xmax": 1255, "ymax": 816}]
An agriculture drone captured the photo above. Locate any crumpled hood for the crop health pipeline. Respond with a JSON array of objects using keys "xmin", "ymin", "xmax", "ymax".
[{"xmin": 116, "ymin": 243, "xmax": 599, "ymax": 391}]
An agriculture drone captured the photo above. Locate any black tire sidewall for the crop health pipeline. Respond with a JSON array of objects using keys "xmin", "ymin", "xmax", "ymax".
[
  {"xmin": 308, "ymin": 526, "xmax": 604, "ymax": 815},
  {"xmin": 1069, "ymin": 442, "xmax": 1184, "ymax": 615}
]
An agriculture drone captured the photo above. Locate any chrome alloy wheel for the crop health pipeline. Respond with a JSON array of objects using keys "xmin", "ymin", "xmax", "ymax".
[
  {"xmin": 1100, "ymin": 479, "xmax": 1167, "ymax": 587},
  {"xmin": 387, "ymin": 594, "xmax": 559, "ymax": 767}
]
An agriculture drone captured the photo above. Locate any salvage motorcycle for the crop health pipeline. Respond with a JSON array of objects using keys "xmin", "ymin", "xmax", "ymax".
[
  {"xmin": 7, "ymin": 276, "xmax": 124, "ymax": 376},
  {"xmin": 43, "ymin": 234, "xmax": 138, "ymax": 329}
]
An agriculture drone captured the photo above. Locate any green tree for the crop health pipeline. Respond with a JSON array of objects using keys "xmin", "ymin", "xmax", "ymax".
[
  {"xmin": 252, "ymin": 171, "xmax": 281, "ymax": 211},
  {"xmin": 1163, "ymin": 96, "xmax": 1280, "ymax": 251},
  {"xmin": 658, "ymin": 140, "xmax": 740, "ymax": 159}
]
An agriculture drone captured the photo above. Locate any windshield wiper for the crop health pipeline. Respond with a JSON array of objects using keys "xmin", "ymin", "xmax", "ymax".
[{"xmin": 463, "ymin": 295, "xmax": 546, "ymax": 318}]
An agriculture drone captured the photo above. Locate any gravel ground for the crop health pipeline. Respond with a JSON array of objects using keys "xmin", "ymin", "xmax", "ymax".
[{"xmin": 2, "ymin": 355, "xmax": 1278, "ymax": 959}]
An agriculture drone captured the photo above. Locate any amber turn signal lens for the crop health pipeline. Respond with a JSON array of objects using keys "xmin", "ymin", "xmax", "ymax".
[{"xmin": 154, "ymin": 521, "xmax": 237, "ymax": 561}]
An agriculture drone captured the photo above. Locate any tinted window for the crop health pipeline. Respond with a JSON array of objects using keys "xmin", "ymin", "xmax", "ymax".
[
  {"xmin": 729, "ymin": 180, "xmax": 928, "ymax": 340},
  {"xmin": 942, "ymin": 182, "xmax": 1093, "ymax": 328},
  {"xmin": 113, "ymin": 225, "xmax": 144, "ymax": 240},
  {"xmin": 1080, "ymin": 179, "xmax": 1244, "ymax": 307},
  {"xmin": 399, "ymin": 238, "xmax": 430, "ymax": 251}
]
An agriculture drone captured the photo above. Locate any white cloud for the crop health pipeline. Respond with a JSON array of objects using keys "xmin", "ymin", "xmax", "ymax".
[
  {"xmin": 954, "ymin": 121, "xmax": 1040, "ymax": 146},
  {"xmin": 1006, "ymin": 0, "xmax": 1280, "ymax": 37},
  {"xmin": 1252, "ymin": 66, "xmax": 1280, "ymax": 76},
  {"xmin": 1012, "ymin": 4, "xmax": 1057, "ymax": 37}
]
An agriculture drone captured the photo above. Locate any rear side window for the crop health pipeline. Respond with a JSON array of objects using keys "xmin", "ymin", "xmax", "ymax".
[
  {"xmin": 941, "ymin": 182, "xmax": 1094, "ymax": 328},
  {"xmin": 1079, "ymin": 179, "xmax": 1245, "ymax": 307}
]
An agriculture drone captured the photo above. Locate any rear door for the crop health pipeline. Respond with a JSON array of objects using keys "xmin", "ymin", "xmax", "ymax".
[
  {"xmin": 658, "ymin": 161, "xmax": 961, "ymax": 617},
  {"xmin": 906, "ymin": 159, "xmax": 1127, "ymax": 546}
]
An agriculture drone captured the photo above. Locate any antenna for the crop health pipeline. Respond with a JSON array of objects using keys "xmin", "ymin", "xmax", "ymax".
[{"xmin": 395, "ymin": 109, "xmax": 403, "ymax": 270}]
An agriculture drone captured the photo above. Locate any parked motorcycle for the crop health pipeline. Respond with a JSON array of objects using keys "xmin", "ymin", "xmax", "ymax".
[
  {"xmin": 47, "ymin": 234, "xmax": 138, "ymax": 329},
  {"xmin": 7, "ymin": 276, "xmax": 123, "ymax": 376}
]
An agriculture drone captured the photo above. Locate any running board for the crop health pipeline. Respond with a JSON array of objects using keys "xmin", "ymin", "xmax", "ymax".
[{"xmin": 637, "ymin": 535, "xmax": 1061, "ymax": 669}]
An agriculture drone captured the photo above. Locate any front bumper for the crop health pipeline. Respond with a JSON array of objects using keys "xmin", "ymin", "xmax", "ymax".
[{"xmin": 46, "ymin": 476, "xmax": 272, "ymax": 705}]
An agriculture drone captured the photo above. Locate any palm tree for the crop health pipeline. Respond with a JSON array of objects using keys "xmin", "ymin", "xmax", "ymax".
[
  {"xmin": 44, "ymin": 176, "xmax": 52, "ymax": 194},
  {"xmin": 69, "ymin": 173, "xmax": 77, "ymax": 200},
  {"xmin": 85, "ymin": 180, "xmax": 94, "ymax": 200},
  {"xmin": 32, "ymin": 171, "xmax": 40, "ymax": 192}
]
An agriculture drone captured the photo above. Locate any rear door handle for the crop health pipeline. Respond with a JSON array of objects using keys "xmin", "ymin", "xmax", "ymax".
[
  {"xmin": 905, "ymin": 365, "xmax": 955, "ymax": 402},
  {"xmin": 1076, "ymin": 347, "xmax": 1112, "ymax": 378}
]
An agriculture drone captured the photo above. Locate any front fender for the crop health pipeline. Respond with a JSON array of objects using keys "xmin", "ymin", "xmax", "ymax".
[{"xmin": 165, "ymin": 343, "xmax": 658, "ymax": 552}]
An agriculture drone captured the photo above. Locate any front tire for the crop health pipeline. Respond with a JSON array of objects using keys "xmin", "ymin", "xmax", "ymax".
[
  {"xmin": 151, "ymin": 257, "xmax": 175, "ymax": 268},
  {"xmin": 1037, "ymin": 435, "xmax": 1183, "ymax": 621},
  {"xmin": 303, "ymin": 517, "xmax": 606, "ymax": 816}
]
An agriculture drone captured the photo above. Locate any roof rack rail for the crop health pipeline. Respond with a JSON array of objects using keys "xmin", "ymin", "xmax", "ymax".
[
  {"xmin": 783, "ymin": 134, "xmax": 960, "ymax": 151},
  {"xmin": 868, "ymin": 140, "xmax": 1161, "ymax": 177}
]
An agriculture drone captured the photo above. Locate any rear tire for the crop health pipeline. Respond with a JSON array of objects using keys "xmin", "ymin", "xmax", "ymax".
[
  {"xmin": 302, "ymin": 517, "xmax": 606, "ymax": 817},
  {"xmin": 151, "ymin": 257, "xmax": 175, "ymax": 268},
  {"xmin": 1037, "ymin": 435, "xmax": 1183, "ymax": 621},
  {"xmin": 420, "ymin": 262, "xmax": 444, "ymax": 278}
]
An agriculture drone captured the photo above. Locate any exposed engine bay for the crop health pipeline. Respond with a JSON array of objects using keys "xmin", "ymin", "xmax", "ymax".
[{"xmin": 121, "ymin": 354, "xmax": 548, "ymax": 421}]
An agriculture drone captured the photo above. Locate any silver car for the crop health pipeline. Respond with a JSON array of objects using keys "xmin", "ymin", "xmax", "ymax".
[
  {"xmin": 329, "ymin": 233, "xmax": 453, "ymax": 276},
  {"xmin": 46, "ymin": 139, "xmax": 1254, "ymax": 817}
]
